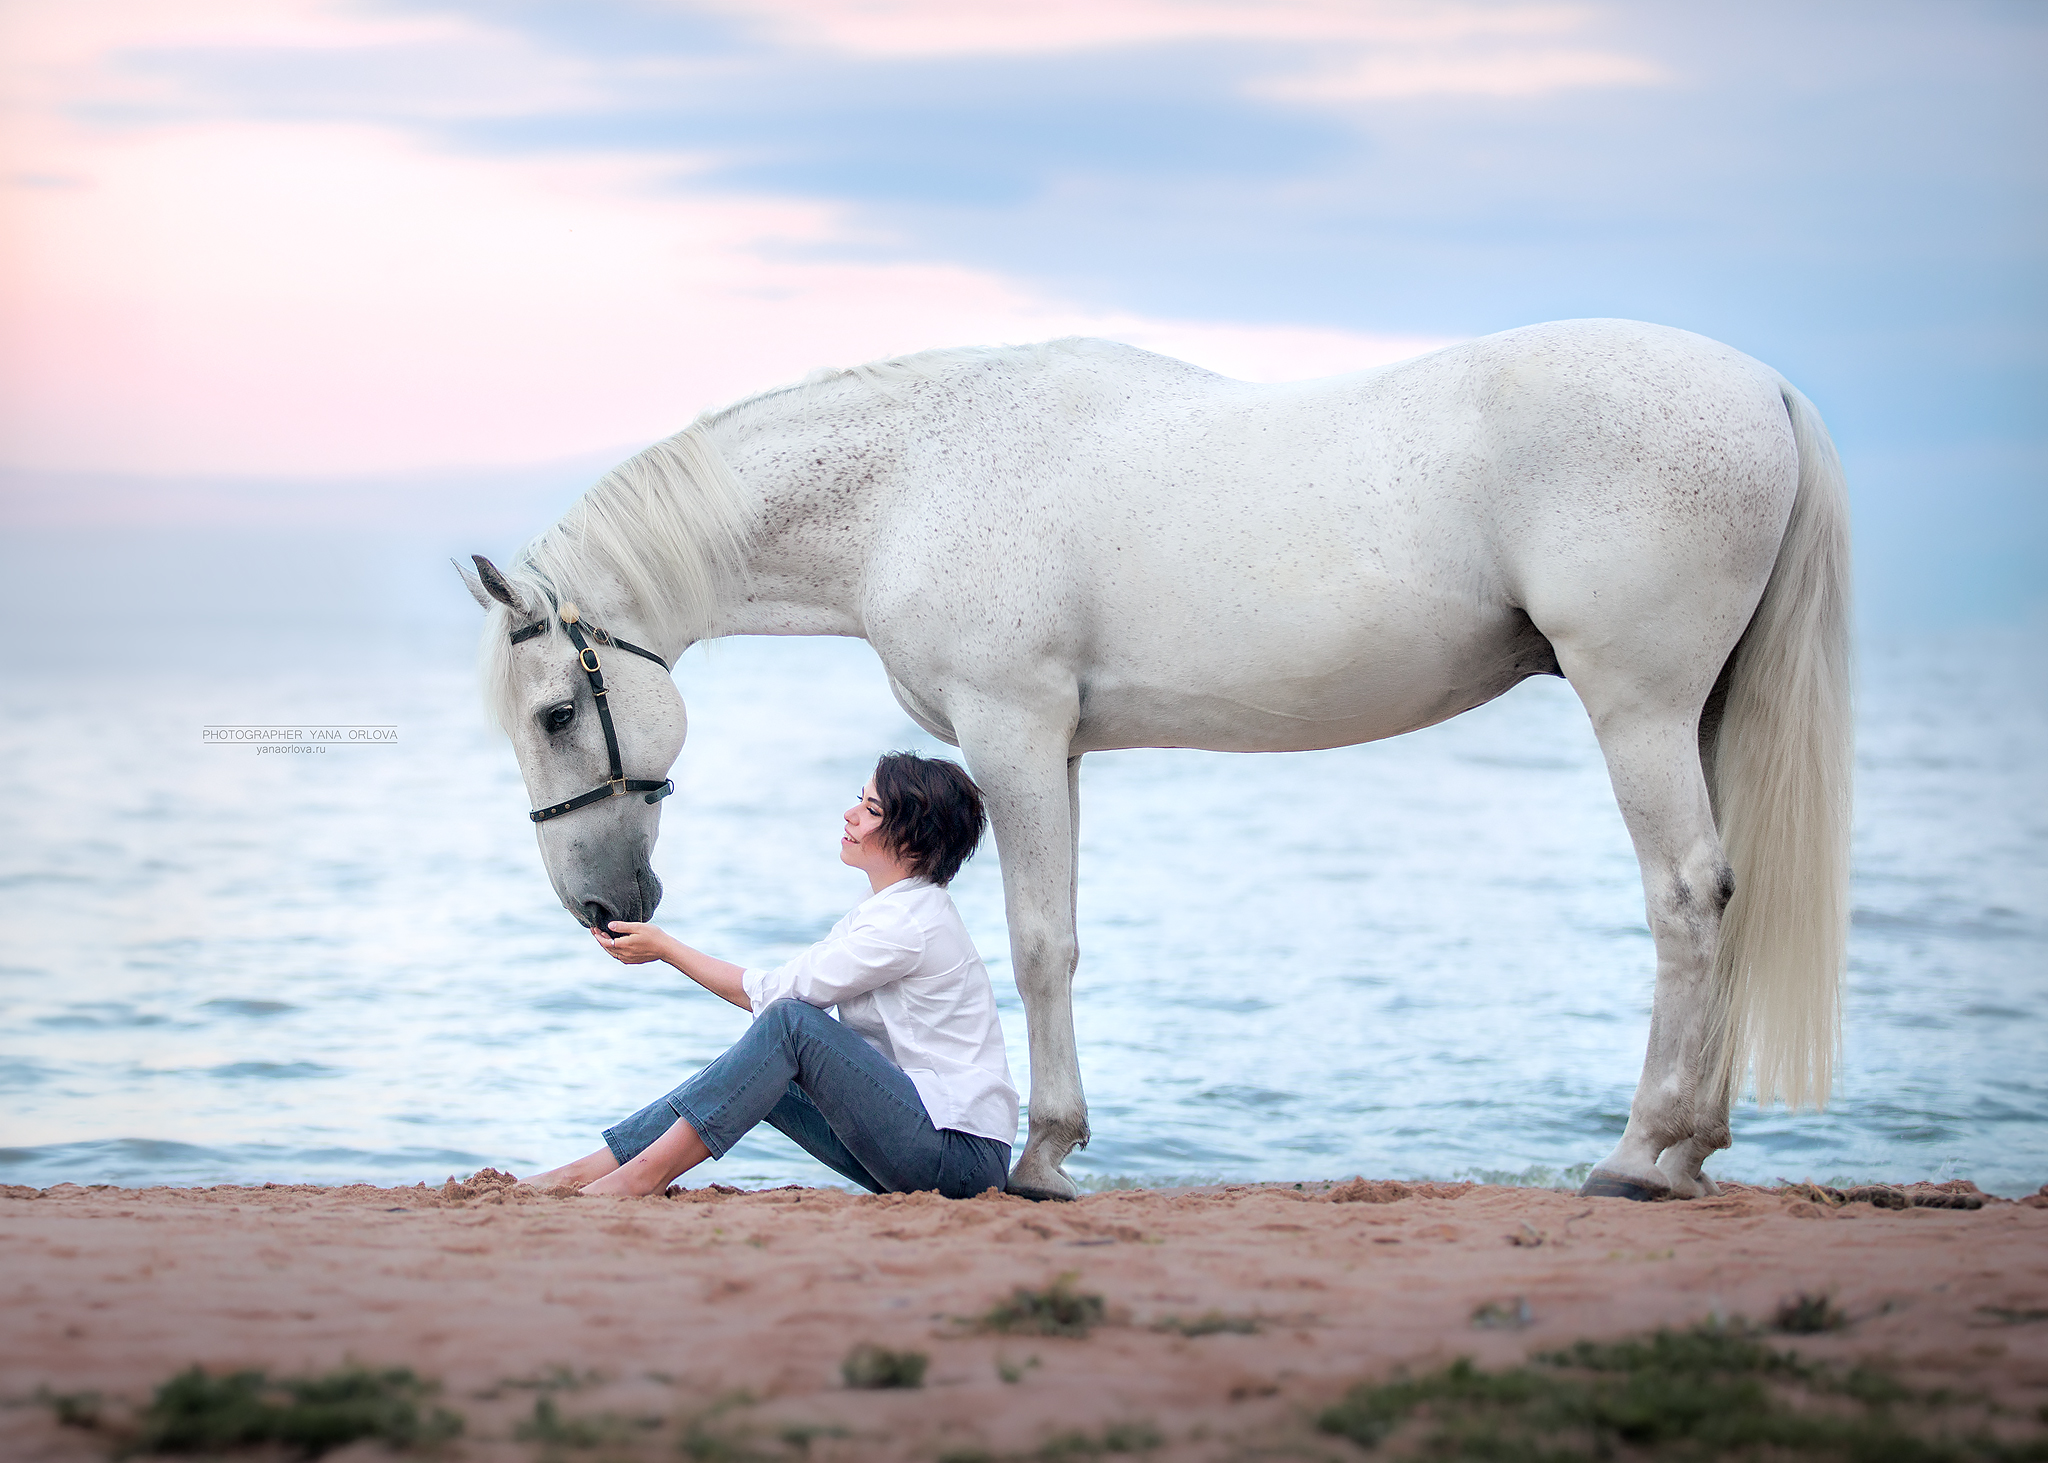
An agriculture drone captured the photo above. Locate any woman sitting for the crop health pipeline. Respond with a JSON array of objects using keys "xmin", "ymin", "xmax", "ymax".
[{"xmin": 524, "ymin": 752, "xmax": 1017, "ymax": 1199}]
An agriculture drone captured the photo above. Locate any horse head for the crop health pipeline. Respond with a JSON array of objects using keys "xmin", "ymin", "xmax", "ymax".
[{"xmin": 463, "ymin": 554, "xmax": 686, "ymax": 934}]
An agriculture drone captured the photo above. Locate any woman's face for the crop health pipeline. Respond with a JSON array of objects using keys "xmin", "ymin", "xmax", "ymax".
[{"xmin": 841, "ymin": 778, "xmax": 892, "ymax": 871}]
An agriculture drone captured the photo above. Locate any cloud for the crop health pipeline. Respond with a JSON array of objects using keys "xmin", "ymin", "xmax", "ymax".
[
  {"xmin": 1250, "ymin": 47, "xmax": 1665, "ymax": 103},
  {"xmin": 700, "ymin": 0, "xmax": 1597, "ymax": 60},
  {"xmin": 0, "ymin": 1, "xmax": 1464, "ymax": 487},
  {"xmin": 689, "ymin": 0, "xmax": 1667, "ymax": 100},
  {"xmin": 0, "ymin": 115, "xmax": 1444, "ymax": 482},
  {"xmin": 0, "ymin": 0, "xmax": 607, "ymax": 123}
]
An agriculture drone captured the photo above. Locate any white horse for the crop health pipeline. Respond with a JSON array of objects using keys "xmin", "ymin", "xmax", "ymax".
[{"xmin": 462, "ymin": 318, "xmax": 1851, "ymax": 1203}]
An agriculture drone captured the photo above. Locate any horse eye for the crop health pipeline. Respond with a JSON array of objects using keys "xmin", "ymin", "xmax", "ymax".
[{"xmin": 544, "ymin": 703, "xmax": 576, "ymax": 733}]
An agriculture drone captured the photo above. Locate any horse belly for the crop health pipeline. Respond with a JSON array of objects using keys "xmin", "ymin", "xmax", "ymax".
[{"xmin": 1071, "ymin": 603, "xmax": 1558, "ymax": 755}]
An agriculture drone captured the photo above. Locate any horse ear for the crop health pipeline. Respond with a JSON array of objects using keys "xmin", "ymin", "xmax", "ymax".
[
  {"xmin": 454, "ymin": 558, "xmax": 493, "ymax": 610},
  {"xmin": 470, "ymin": 555, "xmax": 523, "ymax": 611}
]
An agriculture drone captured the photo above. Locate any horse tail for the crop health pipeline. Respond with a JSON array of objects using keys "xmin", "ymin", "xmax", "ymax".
[{"xmin": 1705, "ymin": 382, "xmax": 1854, "ymax": 1110}]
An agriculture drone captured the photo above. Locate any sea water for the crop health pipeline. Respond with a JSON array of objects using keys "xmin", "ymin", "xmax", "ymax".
[{"xmin": 2, "ymin": 595, "xmax": 2042, "ymax": 1195}]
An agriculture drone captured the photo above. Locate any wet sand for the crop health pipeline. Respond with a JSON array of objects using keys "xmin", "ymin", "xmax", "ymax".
[{"xmin": 4, "ymin": 1175, "xmax": 2045, "ymax": 1459}]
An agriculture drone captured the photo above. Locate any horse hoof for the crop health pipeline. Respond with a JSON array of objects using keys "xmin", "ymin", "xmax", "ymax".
[
  {"xmin": 1006, "ymin": 1167, "xmax": 1079, "ymax": 1202},
  {"xmin": 1005, "ymin": 1179, "xmax": 1078, "ymax": 1203},
  {"xmin": 1579, "ymin": 1171, "xmax": 1670, "ymax": 1202}
]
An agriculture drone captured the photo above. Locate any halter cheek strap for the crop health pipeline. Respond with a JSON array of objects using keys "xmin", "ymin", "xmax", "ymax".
[{"xmin": 509, "ymin": 603, "xmax": 676, "ymax": 824}]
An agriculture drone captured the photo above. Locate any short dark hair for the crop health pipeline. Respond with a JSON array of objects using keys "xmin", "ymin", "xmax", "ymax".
[{"xmin": 872, "ymin": 752, "xmax": 986, "ymax": 887}]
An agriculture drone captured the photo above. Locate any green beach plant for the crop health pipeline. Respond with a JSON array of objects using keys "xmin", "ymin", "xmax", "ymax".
[
  {"xmin": 1319, "ymin": 1321, "xmax": 2044, "ymax": 1458},
  {"xmin": 982, "ymin": 1274, "xmax": 1106, "ymax": 1338},
  {"xmin": 839, "ymin": 1342, "xmax": 927, "ymax": 1390},
  {"xmin": 129, "ymin": 1363, "xmax": 461, "ymax": 1457}
]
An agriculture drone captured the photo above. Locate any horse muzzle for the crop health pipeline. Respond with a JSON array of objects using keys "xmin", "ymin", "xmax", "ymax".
[{"xmin": 572, "ymin": 865, "xmax": 664, "ymax": 932}]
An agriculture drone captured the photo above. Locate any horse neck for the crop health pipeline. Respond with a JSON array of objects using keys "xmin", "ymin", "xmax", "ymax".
[{"xmin": 699, "ymin": 390, "xmax": 902, "ymax": 640}]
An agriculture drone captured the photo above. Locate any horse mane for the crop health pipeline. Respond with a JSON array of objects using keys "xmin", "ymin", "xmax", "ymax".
[{"xmin": 482, "ymin": 425, "xmax": 752, "ymax": 730}]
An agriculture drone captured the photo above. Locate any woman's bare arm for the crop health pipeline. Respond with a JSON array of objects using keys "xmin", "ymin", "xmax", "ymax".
[{"xmin": 596, "ymin": 923, "xmax": 751, "ymax": 1011}]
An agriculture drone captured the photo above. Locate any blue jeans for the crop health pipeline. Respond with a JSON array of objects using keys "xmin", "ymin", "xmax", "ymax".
[{"xmin": 603, "ymin": 998, "xmax": 1012, "ymax": 1198}]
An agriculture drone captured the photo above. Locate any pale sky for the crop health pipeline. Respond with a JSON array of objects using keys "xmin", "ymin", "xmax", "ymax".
[{"xmin": 1, "ymin": 0, "xmax": 2041, "ymax": 624}]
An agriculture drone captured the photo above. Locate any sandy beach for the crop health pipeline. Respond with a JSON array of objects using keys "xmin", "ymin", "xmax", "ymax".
[{"xmin": 5, "ymin": 1174, "xmax": 2045, "ymax": 1459}]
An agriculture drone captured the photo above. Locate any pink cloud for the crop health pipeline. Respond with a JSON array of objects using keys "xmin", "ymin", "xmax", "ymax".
[
  {"xmin": 0, "ymin": 119, "xmax": 1446, "ymax": 482},
  {"xmin": 0, "ymin": 0, "xmax": 1465, "ymax": 499}
]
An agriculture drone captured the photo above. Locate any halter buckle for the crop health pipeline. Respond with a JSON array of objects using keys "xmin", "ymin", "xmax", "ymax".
[{"xmin": 579, "ymin": 647, "xmax": 602, "ymax": 674}]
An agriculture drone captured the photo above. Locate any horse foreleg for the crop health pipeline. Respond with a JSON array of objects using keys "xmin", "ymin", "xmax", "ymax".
[
  {"xmin": 1578, "ymin": 708, "xmax": 1735, "ymax": 1202},
  {"xmin": 961, "ymin": 727, "xmax": 1087, "ymax": 1200}
]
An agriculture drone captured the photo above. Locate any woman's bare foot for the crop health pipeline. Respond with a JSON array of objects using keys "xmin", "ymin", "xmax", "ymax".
[
  {"xmin": 578, "ymin": 1121, "xmax": 714, "ymax": 1197},
  {"xmin": 518, "ymin": 1148, "xmax": 620, "ymax": 1190},
  {"xmin": 579, "ymin": 1167, "xmax": 664, "ymax": 1198}
]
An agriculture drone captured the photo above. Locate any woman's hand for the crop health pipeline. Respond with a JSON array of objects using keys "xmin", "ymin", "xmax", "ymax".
[
  {"xmin": 594, "ymin": 922, "xmax": 753, "ymax": 1011},
  {"xmin": 594, "ymin": 921, "xmax": 677, "ymax": 965}
]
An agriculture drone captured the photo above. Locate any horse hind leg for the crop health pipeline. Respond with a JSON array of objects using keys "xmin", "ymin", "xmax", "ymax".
[{"xmin": 1570, "ymin": 688, "xmax": 1737, "ymax": 1201}]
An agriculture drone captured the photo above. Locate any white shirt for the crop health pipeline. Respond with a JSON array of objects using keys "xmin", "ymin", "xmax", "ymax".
[{"xmin": 741, "ymin": 878, "xmax": 1019, "ymax": 1145}]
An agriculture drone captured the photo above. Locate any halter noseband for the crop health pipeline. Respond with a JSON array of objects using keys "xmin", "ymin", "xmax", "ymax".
[{"xmin": 509, "ymin": 601, "xmax": 676, "ymax": 824}]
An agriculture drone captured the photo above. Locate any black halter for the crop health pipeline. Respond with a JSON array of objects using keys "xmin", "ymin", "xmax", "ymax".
[{"xmin": 509, "ymin": 602, "xmax": 676, "ymax": 824}]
